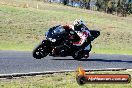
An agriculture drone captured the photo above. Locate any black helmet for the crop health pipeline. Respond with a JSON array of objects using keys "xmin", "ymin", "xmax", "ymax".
[{"xmin": 73, "ymin": 19, "xmax": 84, "ymax": 31}]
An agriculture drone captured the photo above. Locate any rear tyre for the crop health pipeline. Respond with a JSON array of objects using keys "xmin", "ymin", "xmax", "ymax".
[{"xmin": 72, "ymin": 50, "xmax": 82, "ymax": 60}]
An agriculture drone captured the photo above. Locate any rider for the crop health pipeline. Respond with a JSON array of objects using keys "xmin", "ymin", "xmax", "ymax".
[{"xmin": 63, "ymin": 19, "xmax": 92, "ymax": 58}]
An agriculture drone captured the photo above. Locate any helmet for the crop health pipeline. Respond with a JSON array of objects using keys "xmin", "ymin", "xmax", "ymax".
[{"xmin": 73, "ymin": 19, "xmax": 84, "ymax": 31}]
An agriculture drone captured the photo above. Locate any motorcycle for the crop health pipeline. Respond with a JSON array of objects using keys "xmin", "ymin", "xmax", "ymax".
[{"xmin": 32, "ymin": 25, "xmax": 100, "ymax": 60}]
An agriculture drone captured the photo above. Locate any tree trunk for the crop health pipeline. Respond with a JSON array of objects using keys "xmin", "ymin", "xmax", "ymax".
[
  {"xmin": 86, "ymin": 0, "xmax": 91, "ymax": 10},
  {"xmin": 63, "ymin": 0, "xmax": 67, "ymax": 5}
]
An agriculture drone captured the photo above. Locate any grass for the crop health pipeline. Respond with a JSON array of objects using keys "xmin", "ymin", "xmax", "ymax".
[
  {"xmin": 0, "ymin": 70, "xmax": 132, "ymax": 88},
  {"xmin": 0, "ymin": 0, "xmax": 132, "ymax": 54}
]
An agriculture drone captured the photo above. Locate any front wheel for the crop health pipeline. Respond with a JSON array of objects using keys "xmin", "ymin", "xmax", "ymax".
[{"xmin": 33, "ymin": 40, "xmax": 50, "ymax": 59}]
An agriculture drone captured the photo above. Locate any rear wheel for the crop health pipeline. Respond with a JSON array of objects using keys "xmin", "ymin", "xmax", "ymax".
[
  {"xmin": 33, "ymin": 40, "xmax": 50, "ymax": 59},
  {"xmin": 72, "ymin": 50, "xmax": 82, "ymax": 60}
]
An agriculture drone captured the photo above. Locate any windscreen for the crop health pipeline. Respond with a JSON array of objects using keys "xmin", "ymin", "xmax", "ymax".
[{"xmin": 53, "ymin": 26, "xmax": 65, "ymax": 34}]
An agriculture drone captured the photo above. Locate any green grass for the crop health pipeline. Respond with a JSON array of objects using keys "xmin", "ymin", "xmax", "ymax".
[
  {"xmin": 0, "ymin": 0, "xmax": 132, "ymax": 54},
  {"xmin": 0, "ymin": 71, "xmax": 132, "ymax": 88}
]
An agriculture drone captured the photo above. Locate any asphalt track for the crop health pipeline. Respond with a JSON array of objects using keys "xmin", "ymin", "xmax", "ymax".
[{"xmin": 0, "ymin": 51, "xmax": 132, "ymax": 74}]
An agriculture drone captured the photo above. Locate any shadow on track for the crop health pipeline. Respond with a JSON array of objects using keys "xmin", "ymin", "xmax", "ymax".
[
  {"xmin": 52, "ymin": 58, "xmax": 75, "ymax": 60},
  {"xmin": 52, "ymin": 58, "xmax": 132, "ymax": 63}
]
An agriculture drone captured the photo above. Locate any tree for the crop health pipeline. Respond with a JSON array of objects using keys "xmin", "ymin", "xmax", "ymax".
[
  {"xmin": 107, "ymin": 0, "xmax": 116, "ymax": 14},
  {"xmin": 96, "ymin": 0, "xmax": 101, "ymax": 11},
  {"xmin": 127, "ymin": 0, "xmax": 132, "ymax": 14},
  {"xmin": 71, "ymin": 0, "xmax": 74, "ymax": 6},
  {"xmin": 86, "ymin": 0, "xmax": 91, "ymax": 10},
  {"xmin": 116, "ymin": 0, "xmax": 132, "ymax": 17},
  {"xmin": 63, "ymin": 0, "xmax": 69, "ymax": 5}
]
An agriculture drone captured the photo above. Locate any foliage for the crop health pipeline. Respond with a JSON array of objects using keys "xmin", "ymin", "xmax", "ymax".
[
  {"xmin": 49, "ymin": 0, "xmax": 132, "ymax": 17},
  {"xmin": 117, "ymin": 0, "xmax": 132, "ymax": 17}
]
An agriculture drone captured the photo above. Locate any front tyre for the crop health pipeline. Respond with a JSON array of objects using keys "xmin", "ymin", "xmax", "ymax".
[{"xmin": 33, "ymin": 40, "xmax": 50, "ymax": 59}]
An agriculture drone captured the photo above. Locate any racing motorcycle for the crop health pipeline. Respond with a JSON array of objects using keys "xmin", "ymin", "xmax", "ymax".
[{"xmin": 32, "ymin": 25, "xmax": 100, "ymax": 60}]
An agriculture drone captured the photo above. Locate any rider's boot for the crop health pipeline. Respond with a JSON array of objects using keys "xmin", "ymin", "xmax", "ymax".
[{"xmin": 83, "ymin": 50, "xmax": 89, "ymax": 58}]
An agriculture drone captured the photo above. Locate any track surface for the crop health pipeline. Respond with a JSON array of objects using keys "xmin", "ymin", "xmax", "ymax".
[{"xmin": 0, "ymin": 51, "xmax": 132, "ymax": 74}]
